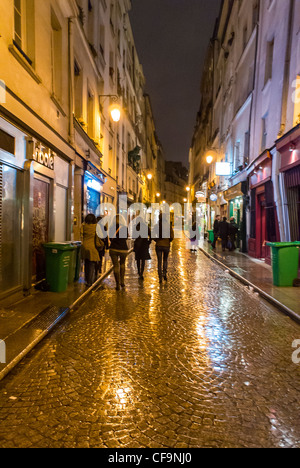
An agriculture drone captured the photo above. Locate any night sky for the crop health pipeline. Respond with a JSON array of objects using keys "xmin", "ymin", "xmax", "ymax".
[{"xmin": 129, "ymin": 0, "xmax": 222, "ymax": 168}]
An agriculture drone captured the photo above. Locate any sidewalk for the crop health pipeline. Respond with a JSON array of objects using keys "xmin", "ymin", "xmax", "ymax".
[
  {"xmin": 0, "ymin": 259, "xmax": 115, "ymax": 382},
  {"xmin": 199, "ymin": 240, "xmax": 300, "ymax": 323}
]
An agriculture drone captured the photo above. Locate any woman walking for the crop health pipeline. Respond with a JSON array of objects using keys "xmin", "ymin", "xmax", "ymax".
[
  {"xmin": 154, "ymin": 213, "xmax": 174, "ymax": 283},
  {"xmin": 134, "ymin": 217, "xmax": 152, "ymax": 280},
  {"xmin": 109, "ymin": 215, "xmax": 129, "ymax": 291},
  {"xmin": 80, "ymin": 214, "xmax": 103, "ymax": 287}
]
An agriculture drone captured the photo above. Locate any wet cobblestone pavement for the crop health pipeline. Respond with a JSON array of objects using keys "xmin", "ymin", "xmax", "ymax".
[{"xmin": 0, "ymin": 239, "xmax": 300, "ymax": 448}]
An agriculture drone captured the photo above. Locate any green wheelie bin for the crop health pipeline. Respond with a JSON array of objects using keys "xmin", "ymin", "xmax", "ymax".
[
  {"xmin": 208, "ymin": 229, "xmax": 214, "ymax": 243},
  {"xmin": 43, "ymin": 243, "xmax": 76, "ymax": 292},
  {"xmin": 267, "ymin": 242, "xmax": 300, "ymax": 287}
]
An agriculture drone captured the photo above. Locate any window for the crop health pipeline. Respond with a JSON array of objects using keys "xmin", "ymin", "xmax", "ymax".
[
  {"xmin": 51, "ymin": 8, "xmax": 62, "ymax": 101},
  {"xmin": 293, "ymin": 76, "xmax": 300, "ymax": 126},
  {"xmin": 14, "ymin": 0, "xmax": 22, "ymax": 49},
  {"xmin": 264, "ymin": 39, "xmax": 274, "ymax": 85},
  {"xmin": 74, "ymin": 59, "xmax": 83, "ymax": 119},
  {"xmin": 87, "ymin": 89, "xmax": 94, "ymax": 139},
  {"xmin": 261, "ymin": 116, "xmax": 268, "ymax": 151},
  {"xmin": 13, "ymin": 0, "xmax": 35, "ymax": 64}
]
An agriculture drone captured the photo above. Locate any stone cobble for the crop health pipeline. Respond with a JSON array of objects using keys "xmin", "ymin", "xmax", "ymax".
[{"xmin": 0, "ymin": 239, "xmax": 299, "ymax": 448}]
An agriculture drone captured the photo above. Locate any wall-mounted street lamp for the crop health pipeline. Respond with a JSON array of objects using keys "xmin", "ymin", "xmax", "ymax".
[
  {"xmin": 206, "ymin": 155, "xmax": 213, "ymax": 164},
  {"xmin": 99, "ymin": 94, "xmax": 121, "ymax": 122},
  {"xmin": 147, "ymin": 173, "xmax": 153, "ymax": 181}
]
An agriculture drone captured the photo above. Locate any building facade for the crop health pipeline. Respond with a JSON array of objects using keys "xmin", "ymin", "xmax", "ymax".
[
  {"xmin": 189, "ymin": 0, "xmax": 300, "ymax": 260},
  {"xmin": 0, "ymin": 0, "xmax": 164, "ymax": 298}
]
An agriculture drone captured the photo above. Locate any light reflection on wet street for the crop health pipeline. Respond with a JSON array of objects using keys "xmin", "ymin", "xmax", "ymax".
[{"xmin": 0, "ymin": 239, "xmax": 299, "ymax": 448}]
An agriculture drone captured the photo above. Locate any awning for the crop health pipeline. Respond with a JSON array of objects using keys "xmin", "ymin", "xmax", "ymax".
[{"xmin": 224, "ymin": 182, "xmax": 246, "ymax": 201}]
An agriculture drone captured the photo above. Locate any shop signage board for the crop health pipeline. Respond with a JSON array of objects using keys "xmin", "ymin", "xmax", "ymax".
[{"xmin": 32, "ymin": 145, "xmax": 55, "ymax": 170}]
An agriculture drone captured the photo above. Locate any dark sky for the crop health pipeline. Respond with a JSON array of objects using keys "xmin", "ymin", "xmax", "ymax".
[{"xmin": 129, "ymin": 0, "xmax": 221, "ymax": 167}]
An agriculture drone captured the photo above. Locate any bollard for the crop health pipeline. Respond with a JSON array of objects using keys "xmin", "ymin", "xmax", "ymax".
[{"xmin": 0, "ymin": 340, "xmax": 6, "ymax": 364}]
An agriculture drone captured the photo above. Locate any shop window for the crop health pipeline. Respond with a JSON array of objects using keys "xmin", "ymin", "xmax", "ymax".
[
  {"xmin": 0, "ymin": 129, "xmax": 15, "ymax": 155},
  {"xmin": 0, "ymin": 164, "xmax": 22, "ymax": 294}
]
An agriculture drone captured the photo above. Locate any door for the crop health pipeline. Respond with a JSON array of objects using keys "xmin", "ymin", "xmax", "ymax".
[{"xmin": 32, "ymin": 177, "xmax": 50, "ymax": 281}]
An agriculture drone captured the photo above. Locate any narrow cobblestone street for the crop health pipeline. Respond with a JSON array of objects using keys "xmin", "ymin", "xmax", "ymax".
[{"xmin": 0, "ymin": 239, "xmax": 299, "ymax": 448}]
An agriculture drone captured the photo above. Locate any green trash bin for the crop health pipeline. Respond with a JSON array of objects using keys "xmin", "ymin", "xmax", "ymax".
[
  {"xmin": 267, "ymin": 242, "xmax": 300, "ymax": 287},
  {"xmin": 208, "ymin": 229, "xmax": 214, "ymax": 243},
  {"xmin": 43, "ymin": 243, "xmax": 76, "ymax": 292}
]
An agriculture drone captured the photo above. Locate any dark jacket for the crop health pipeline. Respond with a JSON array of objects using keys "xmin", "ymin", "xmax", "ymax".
[
  {"xmin": 109, "ymin": 224, "xmax": 129, "ymax": 251},
  {"xmin": 213, "ymin": 219, "xmax": 220, "ymax": 234},
  {"xmin": 229, "ymin": 221, "xmax": 239, "ymax": 238},
  {"xmin": 134, "ymin": 221, "xmax": 151, "ymax": 261},
  {"xmin": 154, "ymin": 221, "xmax": 174, "ymax": 249},
  {"xmin": 219, "ymin": 220, "xmax": 229, "ymax": 239}
]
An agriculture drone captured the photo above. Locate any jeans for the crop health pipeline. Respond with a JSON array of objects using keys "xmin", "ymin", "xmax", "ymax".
[
  {"xmin": 156, "ymin": 247, "xmax": 170, "ymax": 279},
  {"xmin": 85, "ymin": 260, "xmax": 97, "ymax": 286},
  {"xmin": 110, "ymin": 251, "xmax": 128, "ymax": 286},
  {"xmin": 137, "ymin": 259, "xmax": 146, "ymax": 277}
]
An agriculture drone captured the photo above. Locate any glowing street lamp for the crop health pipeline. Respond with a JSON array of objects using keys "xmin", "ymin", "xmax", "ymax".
[
  {"xmin": 186, "ymin": 186, "xmax": 190, "ymax": 192},
  {"xmin": 156, "ymin": 192, "xmax": 161, "ymax": 198},
  {"xmin": 110, "ymin": 106, "xmax": 121, "ymax": 123},
  {"xmin": 206, "ymin": 155, "xmax": 213, "ymax": 164},
  {"xmin": 147, "ymin": 173, "xmax": 153, "ymax": 181}
]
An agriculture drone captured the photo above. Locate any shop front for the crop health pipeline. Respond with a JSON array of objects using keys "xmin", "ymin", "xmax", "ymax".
[
  {"xmin": 0, "ymin": 117, "xmax": 25, "ymax": 297},
  {"xmin": 247, "ymin": 151, "xmax": 280, "ymax": 263},
  {"xmin": 84, "ymin": 162, "xmax": 105, "ymax": 218},
  {"xmin": 276, "ymin": 124, "xmax": 300, "ymax": 241},
  {"xmin": 224, "ymin": 181, "xmax": 247, "ymax": 252}
]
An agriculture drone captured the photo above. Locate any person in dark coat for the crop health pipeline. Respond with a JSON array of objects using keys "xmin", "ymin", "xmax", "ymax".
[
  {"xmin": 80, "ymin": 214, "xmax": 103, "ymax": 287},
  {"xmin": 109, "ymin": 215, "xmax": 129, "ymax": 291},
  {"xmin": 219, "ymin": 217, "xmax": 230, "ymax": 252},
  {"xmin": 228, "ymin": 217, "xmax": 239, "ymax": 251},
  {"xmin": 153, "ymin": 213, "xmax": 174, "ymax": 283},
  {"xmin": 133, "ymin": 217, "xmax": 152, "ymax": 280},
  {"xmin": 211, "ymin": 215, "xmax": 221, "ymax": 250}
]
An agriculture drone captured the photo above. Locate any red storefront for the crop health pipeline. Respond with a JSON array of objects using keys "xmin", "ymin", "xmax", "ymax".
[
  {"xmin": 276, "ymin": 124, "xmax": 300, "ymax": 241},
  {"xmin": 248, "ymin": 150, "xmax": 280, "ymax": 264}
]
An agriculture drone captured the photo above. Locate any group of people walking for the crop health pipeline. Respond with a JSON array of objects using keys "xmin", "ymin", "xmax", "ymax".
[
  {"xmin": 80, "ymin": 213, "xmax": 174, "ymax": 290},
  {"xmin": 211, "ymin": 215, "xmax": 239, "ymax": 252}
]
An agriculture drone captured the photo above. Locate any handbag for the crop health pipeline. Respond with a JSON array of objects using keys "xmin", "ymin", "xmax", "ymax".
[{"xmin": 95, "ymin": 234, "xmax": 105, "ymax": 252}]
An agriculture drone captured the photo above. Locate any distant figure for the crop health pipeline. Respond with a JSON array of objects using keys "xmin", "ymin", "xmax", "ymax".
[
  {"xmin": 228, "ymin": 217, "xmax": 239, "ymax": 251},
  {"xmin": 188, "ymin": 215, "xmax": 198, "ymax": 252},
  {"xmin": 109, "ymin": 215, "xmax": 129, "ymax": 291},
  {"xmin": 133, "ymin": 217, "xmax": 152, "ymax": 280},
  {"xmin": 211, "ymin": 215, "xmax": 221, "ymax": 250},
  {"xmin": 95, "ymin": 216, "xmax": 109, "ymax": 276},
  {"xmin": 154, "ymin": 213, "xmax": 174, "ymax": 283},
  {"xmin": 81, "ymin": 214, "xmax": 103, "ymax": 287},
  {"xmin": 219, "ymin": 217, "xmax": 230, "ymax": 252}
]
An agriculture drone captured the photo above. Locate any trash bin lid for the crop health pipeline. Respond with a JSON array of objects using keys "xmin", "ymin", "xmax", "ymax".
[
  {"xmin": 43, "ymin": 242, "xmax": 76, "ymax": 251},
  {"xmin": 266, "ymin": 242, "xmax": 300, "ymax": 248}
]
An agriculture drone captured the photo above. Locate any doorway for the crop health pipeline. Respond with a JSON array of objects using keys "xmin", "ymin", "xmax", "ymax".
[{"xmin": 32, "ymin": 177, "xmax": 50, "ymax": 282}]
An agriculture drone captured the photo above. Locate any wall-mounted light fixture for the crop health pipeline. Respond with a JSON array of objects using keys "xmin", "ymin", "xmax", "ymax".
[{"xmin": 99, "ymin": 94, "xmax": 121, "ymax": 122}]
